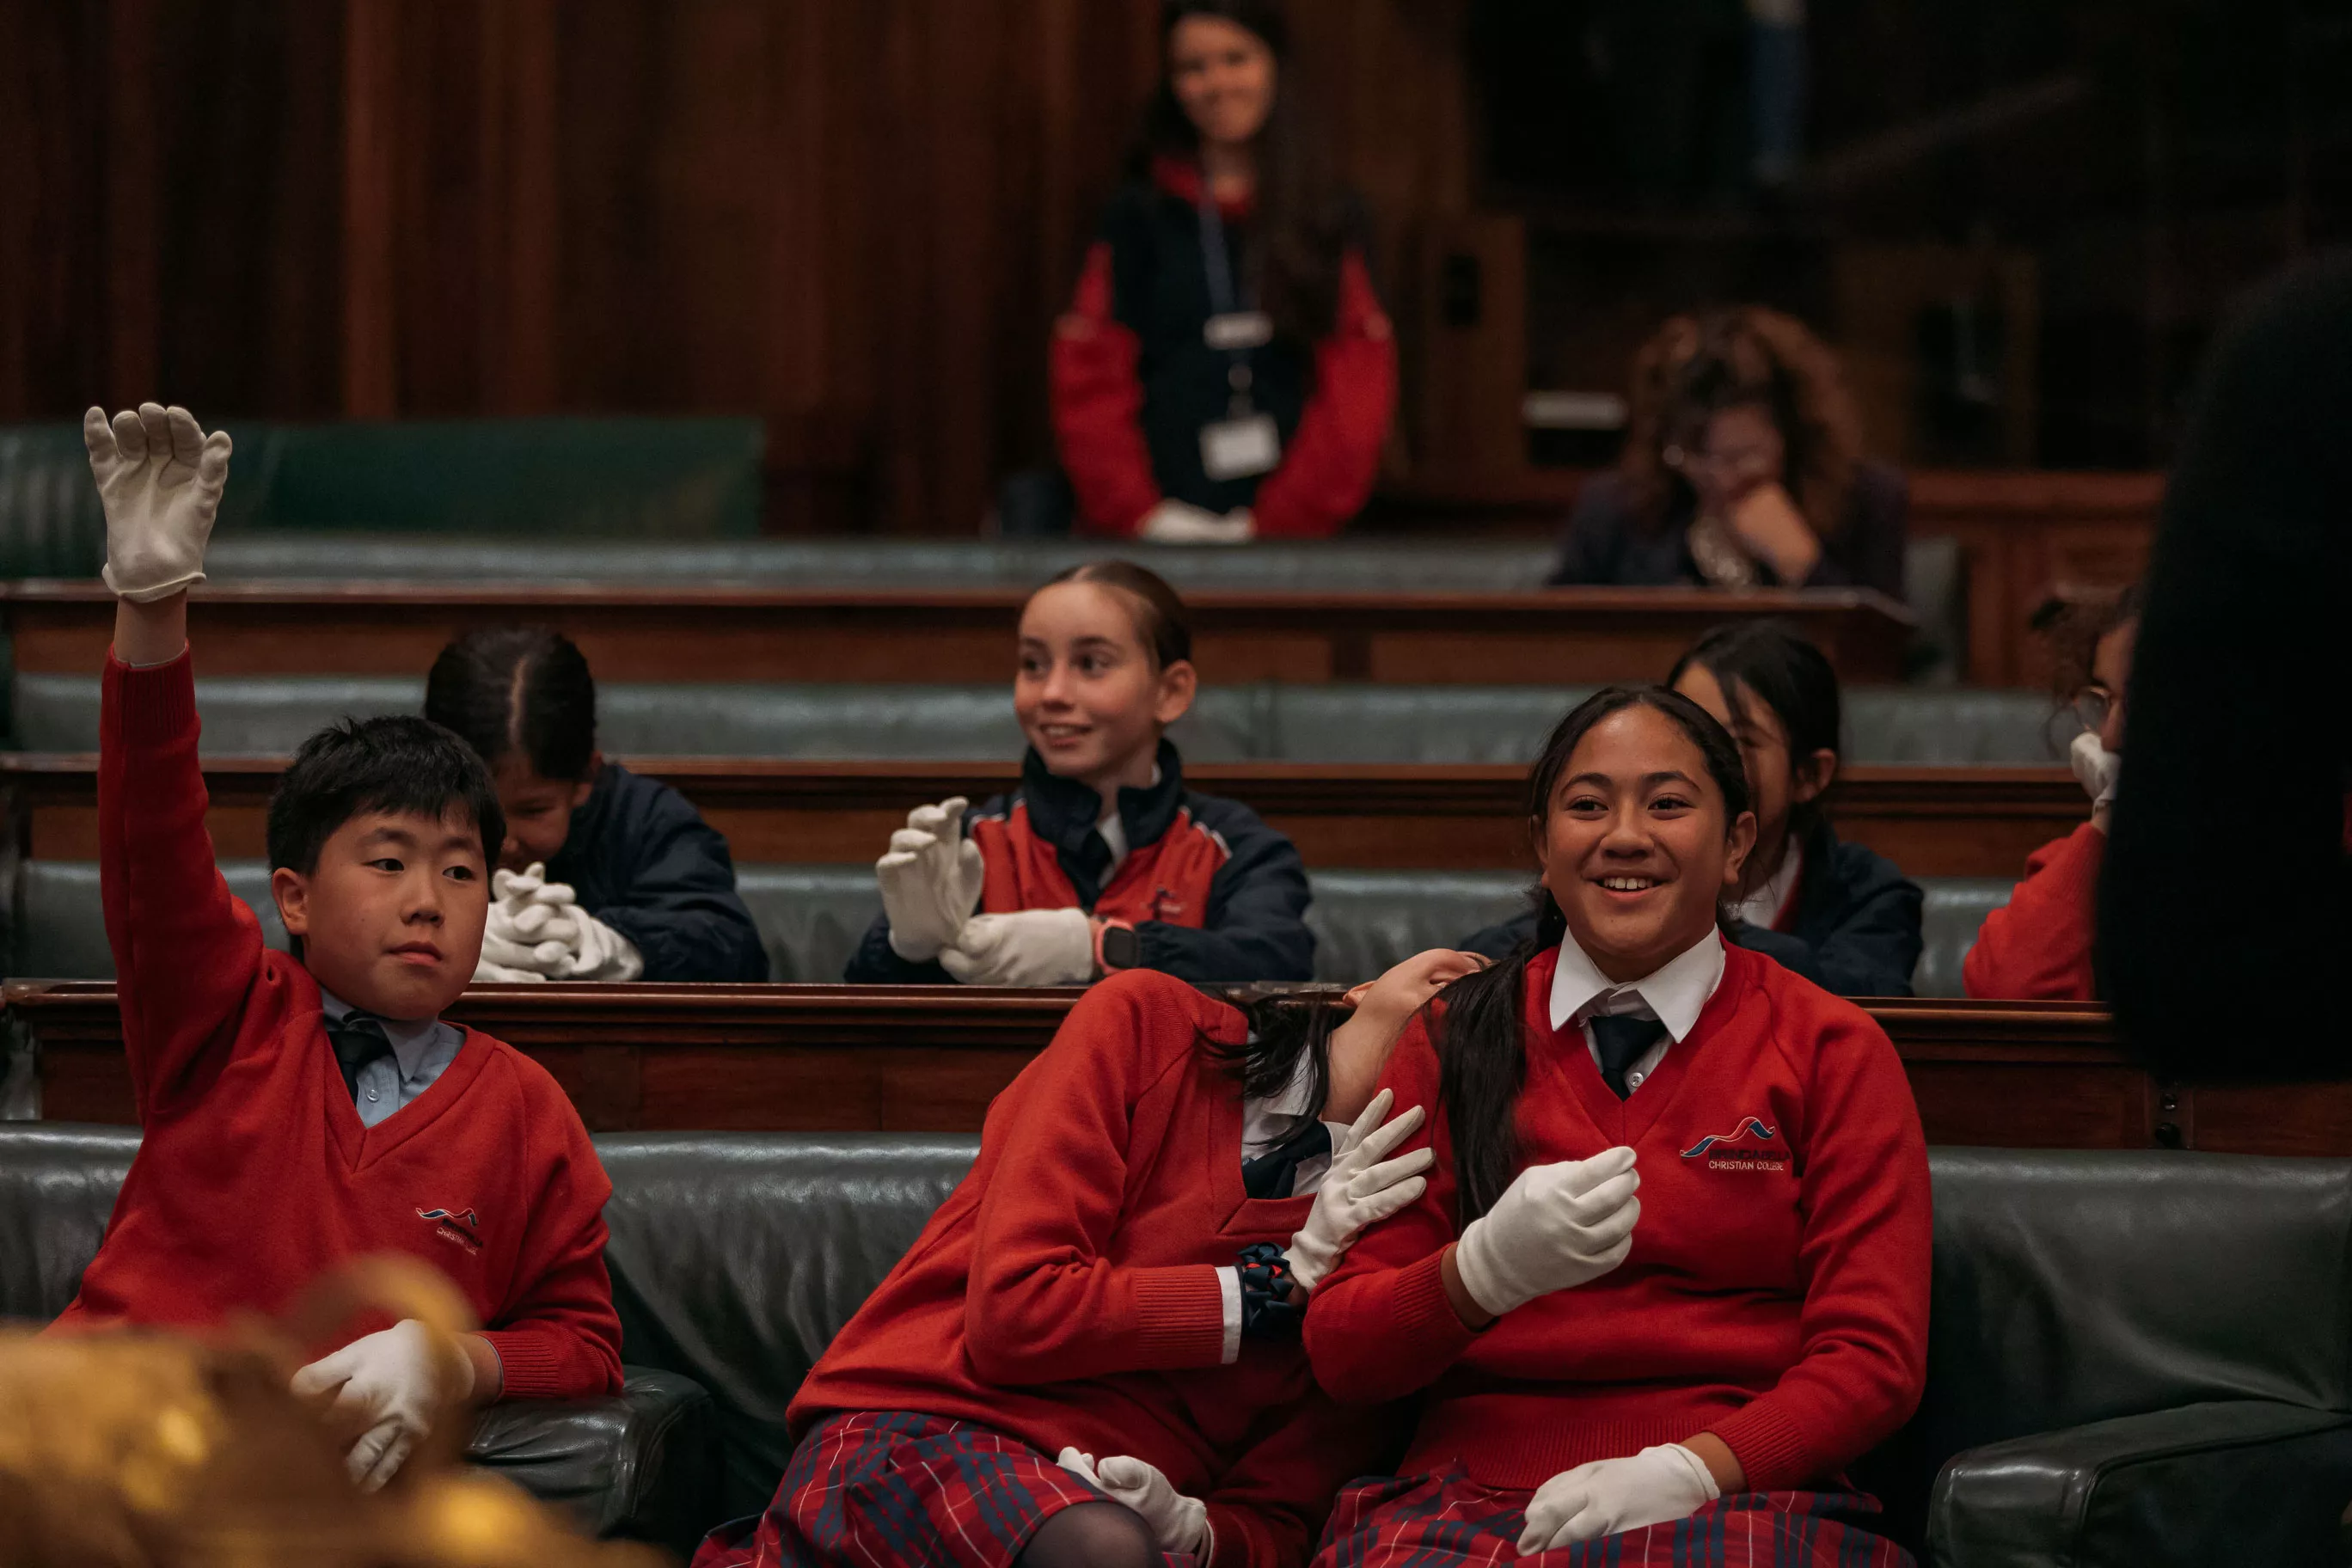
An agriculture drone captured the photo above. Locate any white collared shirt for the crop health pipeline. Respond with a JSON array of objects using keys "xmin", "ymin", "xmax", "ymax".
[
  {"xmin": 320, "ymin": 988, "xmax": 463, "ymax": 1129},
  {"xmin": 1093, "ymin": 763, "xmax": 1161, "ymax": 876},
  {"xmin": 1731, "ymin": 840, "xmax": 1804, "ymax": 931},
  {"xmin": 1548, "ymin": 927, "xmax": 1727, "ymax": 1095}
]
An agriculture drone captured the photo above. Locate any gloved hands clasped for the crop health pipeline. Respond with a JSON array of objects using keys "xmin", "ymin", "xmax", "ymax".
[
  {"xmin": 1517, "ymin": 1442, "xmax": 1719, "ymax": 1554},
  {"xmin": 1139, "ymin": 499, "xmax": 1255, "ymax": 546},
  {"xmin": 290, "ymin": 1319, "xmax": 476, "ymax": 1492},
  {"xmin": 474, "ymin": 862, "xmax": 643, "ymax": 983},
  {"xmin": 1452, "ymin": 1144, "xmax": 1641, "ymax": 1317},
  {"xmin": 1057, "ymin": 1449, "xmax": 1210, "ymax": 1560},
  {"xmin": 84, "ymin": 402, "xmax": 232, "ymax": 603}
]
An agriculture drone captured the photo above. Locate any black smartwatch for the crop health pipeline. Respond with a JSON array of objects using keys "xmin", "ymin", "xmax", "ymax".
[
  {"xmin": 1235, "ymin": 1242, "xmax": 1303, "ymax": 1342},
  {"xmin": 1099, "ymin": 922, "xmax": 1142, "ymax": 973}
]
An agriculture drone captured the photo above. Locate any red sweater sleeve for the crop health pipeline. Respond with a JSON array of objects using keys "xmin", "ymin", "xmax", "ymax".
[
  {"xmin": 1708, "ymin": 1007, "xmax": 1931, "ymax": 1490},
  {"xmin": 1302, "ymin": 1013, "xmax": 1483, "ymax": 1403},
  {"xmin": 1204, "ymin": 1391, "xmax": 1411, "ymax": 1568},
  {"xmin": 1051, "ymin": 241, "xmax": 1161, "ymax": 538},
  {"xmin": 1249, "ymin": 250, "xmax": 1397, "ymax": 540},
  {"xmin": 1963, "ymin": 823, "xmax": 2104, "ymax": 1001},
  {"xmin": 961, "ymin": 973, "xmax": 1228, "ymax": 1383},
  {"xmin": 476, "ymin": 1059, "xmax": 625, "ymax": 1401},
  {"xmin": 100, "ymin": 651, "xmax": 270, "ymax": 1122}
]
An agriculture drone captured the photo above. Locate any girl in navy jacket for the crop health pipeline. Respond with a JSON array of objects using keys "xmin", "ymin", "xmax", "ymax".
[
  {"xmin": 426, "ymin": 626, "xmax": 769, "ymax": 984},
  {"xmin": 1050, "ymin": 0, "xmax": 1396, "ymax": 542},
  {"xmin": 846, "ymin": 560, "xmax": 1314, "ymax": 985},
  {"xmin": 1469, "ymin": 619, "xmax": 1922, "ymax": 996}
]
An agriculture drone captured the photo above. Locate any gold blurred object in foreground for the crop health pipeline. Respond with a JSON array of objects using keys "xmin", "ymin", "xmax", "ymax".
[{"xmin": 0, "ymin": 1258, "xmax": 661, "ymax": 1568}]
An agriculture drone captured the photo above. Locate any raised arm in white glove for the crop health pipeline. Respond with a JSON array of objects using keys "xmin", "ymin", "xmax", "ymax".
[
  {"xmin": 1056, "ymin": 1449, "xmax": 1210, "ymax": 1559},
  {"xmin": 878, "ymin": 798, "xmax": 986, "ymax": 963},
  {"xmin": 290, "ymin": 1319, "xmax": 475, "ymax": 1492},
  {"xmin": 1285, "ymin": 1087, "xmax": 1433, "ymax": 1291},
  {"xmin": 1451, "ymin": 1145, "xmax": 1640, "ymax": 1318},
  {"xmin": 1516, "ymin": 1442, "xmax": 1718, "ymax": 1554},
  {"xmin": 84, "ymin": 403, "xmax": 233, "ymax": 603},
  {"xmin": 940, "ymin": 906, "xmax": 1095, "ymax": 987},
  {"xmin": 1139, "ymin": 499, "xmax": 1255, "ymax": 545}
]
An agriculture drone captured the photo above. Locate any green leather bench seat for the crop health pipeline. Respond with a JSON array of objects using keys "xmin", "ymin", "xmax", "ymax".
[
  {"xmin": 4, "ymin": 1130, "xmax": 2347, "ymax": 1561},
  {"xmin": 8, "ymin": 861, "xmax": 2008, "ymax": 995},
  {"xmin": 6, "ymin": 675, "xmax": 2074, "ymax": 765}
]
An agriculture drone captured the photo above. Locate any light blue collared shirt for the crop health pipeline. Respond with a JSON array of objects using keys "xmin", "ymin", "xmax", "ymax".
[{"xmin": 320, "ymin": 988, "xmax": 464, "ymax": 1129}]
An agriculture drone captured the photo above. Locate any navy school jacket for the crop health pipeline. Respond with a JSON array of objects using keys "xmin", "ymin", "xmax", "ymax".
[
  {"xmin": 1460, "ymin": 816, "xmax": 1924, "ymax": 997},
  {"xmin": 846, "ymin": 740, "xmax": 1315, "ymax": 984},
  {"xmin": 544, "ymin": 761, "xmax": 769, "ymax": 983}
]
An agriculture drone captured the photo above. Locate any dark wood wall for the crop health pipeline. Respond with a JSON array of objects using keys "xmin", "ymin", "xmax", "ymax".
[{"xmin": 0, "ymin": 0, "xmax": 1473, "ymax": 533}]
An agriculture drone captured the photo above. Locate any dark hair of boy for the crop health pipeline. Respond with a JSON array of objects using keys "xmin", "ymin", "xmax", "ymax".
[
  {"xmin": 1041, "ymin": 560, "xmax": 1195, "ymax": 669},
  {"xmin": 1138, "ymin": 0, "xmax": 1349, "ymax": 345},
  {"xmin": 424, "ymin": 625, "xmax": 597, "ymax": 782},
  {"xmin": 266, "ymin": 716, "xmax": 506, "ymax": 878},
  {"xmin": 1430, "ymin": 685, "xmax": 1750, "ymax": 1223},
  {"xmin": 1668, "ymin": 617, "xmax": 1841, "ymax": 840}
]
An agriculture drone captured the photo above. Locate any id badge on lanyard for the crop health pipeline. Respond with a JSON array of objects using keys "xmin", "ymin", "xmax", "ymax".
[{"xmin": 1196, "ymin": 191, "xmax": 1281, "ymax": 482}]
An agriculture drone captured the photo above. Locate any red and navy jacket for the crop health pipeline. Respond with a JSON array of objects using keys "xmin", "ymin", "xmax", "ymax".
[
  {"xmin": 1050, "ymin": 156, "xmax": 1397, "ymax": 539},
  {"xmin": 846, "ymin": 740, "xmax": 1314, "ymax": 984}
]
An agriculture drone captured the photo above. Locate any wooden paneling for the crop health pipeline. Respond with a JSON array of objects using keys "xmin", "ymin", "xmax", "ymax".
[
  {"xmin": 21, "ymin": 983, "xmax": 2334, "ymax": 1155},
  {"xmin": 2, "ymin": 756, "xmax": 2081, "ymax": 876},
  {"xmin": 0, "ymin": 583, "xmax": 1914, "ymax": 684}
]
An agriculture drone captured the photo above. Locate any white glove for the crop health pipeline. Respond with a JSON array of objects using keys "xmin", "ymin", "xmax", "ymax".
[
  {"xmin": 1056, "ymin": 1449, "xmax": 1210, "ymax": 1559},
  {"xmin": 1285, "ymin": 1087, "xmax": 1434, "ymax": 1291},
  {"xmin": 290, "ymin": 1320, "xmax": 473, "ymax": 1493},
  {"xmin": 940, "ymin": 907, "xmax": 1095, "ymax": 987},
  {"xmin": 475, "ymin": 863, "xmax": 578, "ymax": 981},
  {"xmin": 2070, "ymin": 729, "xmax": 2120, "ymax": 811},
  {"xmin": 84, "ymin": 403, "xmax": 234, "ymax": 603},
  {"xmin": 1452, "ymin": 1146, "xmax": 1640, "ymax": 1317},
  {"xmin": 1516, "ymin": 1443, "xmax": 1718, "ymax": 1554},
  {"xmin": 1140, "ymin": 499, "xmax": 1254, "ymax": 545},
  {"xmin": 879, "ymin": 799, "xmax": 985, "ymax": 963}
]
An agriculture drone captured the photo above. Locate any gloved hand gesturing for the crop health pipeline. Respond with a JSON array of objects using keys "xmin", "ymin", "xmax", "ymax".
[
  {"xmin": 940, "ymin": 906, "xmax": 1095, "ymax": 987},
  {"xmin": 878, "ymin": 798, "xmax": 985, "ymax": 963},
  {"xmin": 1056, "ymin": 1449, "xmax": 1210, "ymax": 1559},
  {"xmin": 1285, "ymin": 1087, "xmax": 1434, "ymax": 1291},
  {"xmin": 1516, "ymin": 1443, "xmax": 1718, "ymax": 1554},
  {"xmin": 1452, "ymin": 1145, "xmax": 1640, "ymax": 1318},
  {"xmin": 290, "ymin": 1319, "xmax": 475, "ymax": 1493},
  {"xmin": 84, "ymin": 403, "xmax": 234, "ymax": 603}
]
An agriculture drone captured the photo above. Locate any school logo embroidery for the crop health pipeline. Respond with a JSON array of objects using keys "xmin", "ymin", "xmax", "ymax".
[
  {"xmin": 1680, "ymin": 1118, "xmax": 1788, "ymax": 1172},
  {"xmin": 417, "ymin": 1206, "xmax": 483, "ymax": 1253}
]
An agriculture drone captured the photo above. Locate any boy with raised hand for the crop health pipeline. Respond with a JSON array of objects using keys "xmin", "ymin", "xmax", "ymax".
[{"xmin": 55, "ymin": 403, "xmax": 623, "ymax": 1491}]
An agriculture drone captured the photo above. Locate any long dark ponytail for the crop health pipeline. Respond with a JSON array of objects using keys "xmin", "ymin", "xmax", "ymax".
[{"xmin": 1439, "ymin": 686, "xmax": 1751, "ymax": 1222}]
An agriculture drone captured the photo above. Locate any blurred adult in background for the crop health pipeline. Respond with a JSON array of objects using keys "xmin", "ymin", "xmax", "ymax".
[
  {"xmin": 1548, "ymin": 308, "xmax": 1907, "ymax": 602},
  {"xmin": 1051, "ymin": 0, "xmax": 1397, "ymax": 544},
  {"xmin": 1963, "ymin": 586, "xmax": 2140, "ymax": 1002},
  {"xmin": 2100, "ymin": 257, "xmax": 2352, "ymax": 1077}
]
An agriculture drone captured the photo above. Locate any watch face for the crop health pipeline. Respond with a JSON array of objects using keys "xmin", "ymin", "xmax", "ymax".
[{"xmin": 1105, "ymin": 926, "xmax": 1142, "ymax": 971}]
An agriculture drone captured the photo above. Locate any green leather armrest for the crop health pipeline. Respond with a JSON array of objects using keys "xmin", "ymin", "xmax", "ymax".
[
  {"xmin": 466, "ymin": 1367, "xmax": 717, "ymax": 1554},
  {"xmin": 1928, "ymin": 1399, "xmax": 2352, "ymax": 1568}
]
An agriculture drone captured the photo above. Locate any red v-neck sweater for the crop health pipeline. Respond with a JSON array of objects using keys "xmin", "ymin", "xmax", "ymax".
[
  {"xmin": 792, "ymin": 969, "xmax": 1403, "ymax": 1568},
  {"xmin": 1303, "ymin": 945, "xmax": 1928, "ymax": 1494},
  {"xmin": 50, "ymin": 652, "xmax": 622, "ymax": 1402}
]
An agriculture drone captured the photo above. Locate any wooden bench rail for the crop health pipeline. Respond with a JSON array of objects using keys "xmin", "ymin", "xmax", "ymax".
[{"xmin": 13, "ymin": 982, "xmax": 2343, "ymax": 1156}]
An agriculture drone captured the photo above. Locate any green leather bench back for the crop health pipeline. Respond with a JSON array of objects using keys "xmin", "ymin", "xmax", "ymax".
[
  {"xmin": 8, "ymin": 861, "xmax": 2005, "ymax": 995},
  {"xmin": 5, "ymin": 675, "xmax": 2075, "ymax": 765}
]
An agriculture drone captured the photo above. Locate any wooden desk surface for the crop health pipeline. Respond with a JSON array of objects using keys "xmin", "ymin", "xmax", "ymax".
[
  {"xmin": 0, "ymin": 755, "xmax": 2082, "ymax": 877},
  {"xmin": 0, "ymin": 583, "xmax": 1914, "ymax": 686},
  {"xmin": 15, "ymin": 981, "xmax": 2345, "ymax": 1156}
]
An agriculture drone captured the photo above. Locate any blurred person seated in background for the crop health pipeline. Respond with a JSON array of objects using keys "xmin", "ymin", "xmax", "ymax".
[
  {"xmin": 426, "ymin": 626, "xmax": 768, "ymax": 984},
  {"xmin": 1963, "ymin": 587, "xmax": 2139, "ymax": 1002},
  {"xmin": 1468, "ymin": 619, "xmax": 1921, "ymax": 997},
  {"xmin": 1050, "ymin": 0, "xmax": 1396, "ymax": 545},
  {"xmin": 60, "ymin": 405, "xmax": 622, "ymax": 1492},
  {"xmin": 846, "ymin": 560, "xmax": 1314, "ymax": 985},
  {"xmin": 1548, "ymin": 307, "xmax": 1907, "ymax": 603},
  {"xmin": 698, "ymin": 951, "xmax": 1473, "ymax": 1568}
]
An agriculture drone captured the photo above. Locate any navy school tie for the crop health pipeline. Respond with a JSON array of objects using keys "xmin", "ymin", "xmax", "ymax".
[
  {"xmin": 1241, "ymin": 1117, "xmax": 1335, "ymax": 1199},
  {"xmin": 328, "ymin": 1012, "xmax": 395, "ymax": 1104},
  {"xmin": 1589, "ymin": 1014, "xmax": 1668, "ymax": 1100}
]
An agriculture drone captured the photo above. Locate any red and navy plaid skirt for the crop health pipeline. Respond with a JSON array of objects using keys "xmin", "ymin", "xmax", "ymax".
[
  {"xmin": 691, "ymin": 1410, "xmax": 1124, "ymax": 1568},
  {"xmin": 1314, "ymin": 1469, "xmax": 1914, "ymax": 1568}
]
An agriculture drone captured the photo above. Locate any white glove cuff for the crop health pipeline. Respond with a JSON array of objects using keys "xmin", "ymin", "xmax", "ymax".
[
  {"xmin": 1449, "ymin": 1216, "xmax": 1522, "ymax": 1319},
  {"xmin": 103, "ymin": 563, "xmax": 205, "ymax": 604},
  {"xmin": 888, "ymin": 927, "xmax": 946, "ymax": 964},
  {"xmin": 1658, "ymin": 1442, "xmax": 1721, "ymax": 1502}
]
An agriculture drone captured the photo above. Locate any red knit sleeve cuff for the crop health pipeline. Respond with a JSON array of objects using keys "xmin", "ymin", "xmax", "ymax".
[
  {"xmin": 1392, "ymin": 1248, "xmax": 1480, "ymax": 1351},
  {"xmin": 476, "ymin": 1326, "xmax": 617, "ymax": 1402},
  {"xmin": 1706, "ymin": 1400, "xmax": 1816, "ymax": 1493},
  {"xmin": 104, "ymin": 646, "xmax": 198, "ymax": 740},
  {"xmin": 1130, "ymin": 1266, "xmax": 1232, "ymax": 1366}
]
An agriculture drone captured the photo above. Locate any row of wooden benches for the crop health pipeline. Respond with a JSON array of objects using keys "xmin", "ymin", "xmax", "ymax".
[
  {"xmin": 12, "ymin": 981, "xmax": 2338, "ymax": 1157},
  {"xmin": 2, "ymin": 756, "xmax": 2081, "ymax": 879}
]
